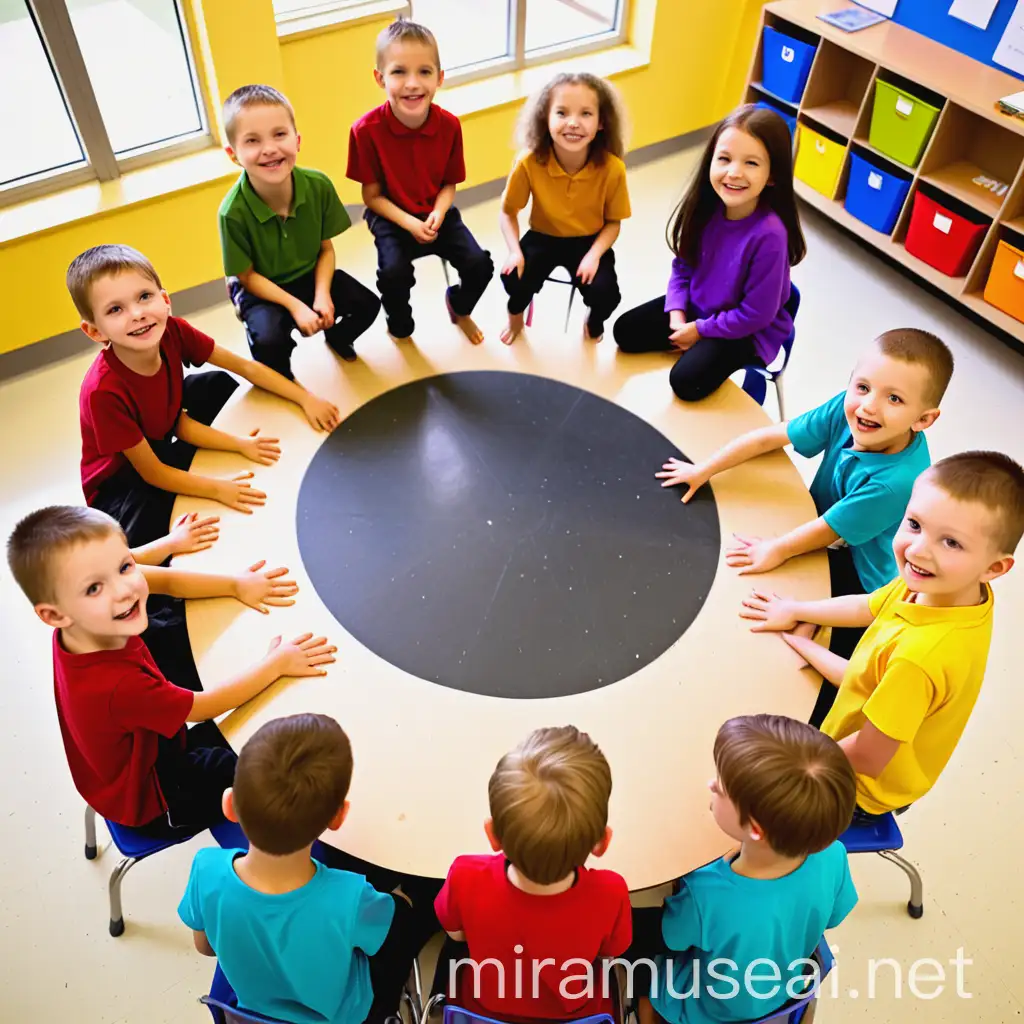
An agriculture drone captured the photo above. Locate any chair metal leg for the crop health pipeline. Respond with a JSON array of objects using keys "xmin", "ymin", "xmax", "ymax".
[
  {"xmin": 774, "ymin": 372, "xmax": 786, "ymax": 421},
  {"xmin": 878, "ymin": 849, "xmax": 924, "ymax": 919},
  {"xmin": 564, "ymin": 284, "xmax": 577, "ymax": 333},
  {"xmin": 440, "ymin": 259, "xmax": 451, "ymax": 287},
  {"xmin": 108, "ymin": 856, "xmax": 137, "ymax": 937},
  {"xmin": 420, "ymin": 993, "xmax": 445, "ymax": 1024},
  {"xmin": 84, "ymin": 806, "xmax": 97, "ymax": 860}
]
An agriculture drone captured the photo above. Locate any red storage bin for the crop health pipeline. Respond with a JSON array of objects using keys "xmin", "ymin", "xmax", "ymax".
[{"xmin": 904, "ymin": 191, "xmax": 988, "ymax": 277}]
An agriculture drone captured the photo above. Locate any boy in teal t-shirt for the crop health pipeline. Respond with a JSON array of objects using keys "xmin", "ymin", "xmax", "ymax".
[{"xmin": 630, "ymin": 715, "xmax": 858, "ymax": 1024}]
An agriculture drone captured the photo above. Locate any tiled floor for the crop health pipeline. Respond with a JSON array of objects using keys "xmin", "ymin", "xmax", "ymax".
[{"xmin": 1, "ymin": 147, "xmax": 1022, "ymax": 1023}]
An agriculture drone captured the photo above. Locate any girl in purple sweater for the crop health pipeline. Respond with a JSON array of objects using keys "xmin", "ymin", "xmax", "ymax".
[{"xmin": 614, "ymin": 105, "xmax": 805, "ymax": 401}]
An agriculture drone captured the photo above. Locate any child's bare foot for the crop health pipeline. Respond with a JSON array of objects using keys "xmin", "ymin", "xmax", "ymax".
[
  {"xmin": 500, "ymin": 312, "xmax": 525, "ymax": 346},
  {"xmin": 583, "ymin": 322, "xmax": 603, "ymax": 342},
  {"xmin": 453, "ymin": 314, "xmax": 484, "ymax": 345}
]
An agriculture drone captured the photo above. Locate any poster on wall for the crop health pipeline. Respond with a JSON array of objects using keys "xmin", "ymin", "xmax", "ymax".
[
  {"xmin": 948, "ymin": 0, "xmax": 1000, "ymax": 30},
  {"xmin": 854, "ymin": 0, "xmax": 899, "ymax": 15},
  {"xmin": 994, "ymin": 0, "xmax": 1024, "ymax": 75}
]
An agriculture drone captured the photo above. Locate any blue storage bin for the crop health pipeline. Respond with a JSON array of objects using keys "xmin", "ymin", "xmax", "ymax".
[
  {"xmin": 845, "ymin": 152, "xmax": 912, "ymax": 235},
  {"xmin": 762, "ymin": 25, "xmax": 817, "ymax": 103},
  {"xmin": 756, "ymin": 99, "xmax": 797, "ymax": 138}
]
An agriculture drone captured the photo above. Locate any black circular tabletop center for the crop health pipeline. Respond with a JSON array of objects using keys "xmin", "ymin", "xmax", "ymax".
[{"xmin": 297, "ymin": 371, "xmax": 720, "ymax": 698}]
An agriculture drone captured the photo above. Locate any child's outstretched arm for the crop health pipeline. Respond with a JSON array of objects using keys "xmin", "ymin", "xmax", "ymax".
[
  {"xmin": 122, "ymin": 438, "xmax": 267, "ymax": 514},
  {"xmin": 837, "ymin": 722, "xmax": 900, "ymax": 779},
  {"xmin": 187, "ymin": 632, "xmax": 336, "ymax": 722},
  {"xmin": 740, "ymin": 588, "xmax": 874, "ymax": 631},
  {"xmin": 499, "ymin": 209, "xmax": 524, "ymax": 278},
  {"xmin": 208, "ymin": 344, "xmax": 339, "ymax": 433},
  {"xmin": 656, "ymin": 422, "xmax": 791, "ymax": 502},
  {"xmin": 780, "ymin": 630, "xmax": 849, "ymax": 686},
  {"xmin": 142, "ymin": 559, "xmax": 298, "ymax": 614},
  {"xmin": 725, "ymin": 516, "xmax": 840, "ymax": 575},
  {"xmin": 132, "ymin": 512, "xmax": 220, "ymax": 565},
  {"xmin": 175, "ymin": 412, "xmax": 281, "ymax": 467}
]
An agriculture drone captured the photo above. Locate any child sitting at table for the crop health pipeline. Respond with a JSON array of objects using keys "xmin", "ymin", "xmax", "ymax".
[
  {"xmin": 434, "ymin": 726, "xmax": 632, "ymax": 1020},
  {"xmin": 629, "ymin": 715, "xmax": 857, "ymax": 1024},
  {"xmin": 180, "ymin": 713, "xmax": 424, "ymax": 1024},
  {"xmin": 742, "ymin": 451, "xmax": 1023, "ymax": 825}
]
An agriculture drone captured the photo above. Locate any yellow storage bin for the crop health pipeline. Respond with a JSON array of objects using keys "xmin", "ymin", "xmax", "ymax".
[
  {"xmin": 795, "ymin": 125, "xmax": 846, "ymax": 199},
  {"xmin": 983, "ymin": 239, "xmax": 1024, "ymax": 323}
]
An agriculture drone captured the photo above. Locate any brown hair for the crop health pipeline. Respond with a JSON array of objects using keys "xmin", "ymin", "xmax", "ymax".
[
  {"xmin": 517, "ymin": 72, "xmax": 627, "ymax": 168},
  {"xmin": 925, "ymin": 450, "xmax": 1024, "ymax": 554},
  {"xmin": 233, "ymin": 714, "xmax": 354, "ymax": 855},
  {"xmin": 714, "ymin": 715, "xmax": 855, "ymax": 858},
  {"xmin": 668, "ymin": 104, "xmax": 805, "ymax": 267},
  {"xmin": 376, "ymin": 19, "xmax": 440, "ymax": 70},
  {"xmin": 66, "ymin": 244, "xmax": 162, "ymax": 322},
  {"xmin": 488, "ymin": 726, "xmax": 611, "ymax": 885},
  {"xmin": 7, "ymin": 506, "xmax": 125, "ymax": 606},
  {"xmin": 222, "ymin": 84, "xmax": 296, "ymax": 147},
  {"xmin": 874, "ymin": 329, "xmax": 954, "ymax": 407}
]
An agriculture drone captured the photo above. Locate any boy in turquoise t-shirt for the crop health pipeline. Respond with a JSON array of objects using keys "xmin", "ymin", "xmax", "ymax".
[{"xmin": 629, "ymin": 715, "xmax": 858, "ymax": 1024}]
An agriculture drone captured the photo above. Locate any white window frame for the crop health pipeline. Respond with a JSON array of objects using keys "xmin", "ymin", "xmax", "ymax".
[{"xmin": 1, "ymin": 0, "xmax": 212, "ymax": 208}]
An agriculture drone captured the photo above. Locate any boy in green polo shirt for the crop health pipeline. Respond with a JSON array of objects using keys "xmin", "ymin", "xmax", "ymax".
[
  {"xmin": 220, "ymin": 85, "xmax": 381, "ymax": 378},
  {"xmin": 657, "ymin": 328, "xmax": 952, "ymax": 717}
]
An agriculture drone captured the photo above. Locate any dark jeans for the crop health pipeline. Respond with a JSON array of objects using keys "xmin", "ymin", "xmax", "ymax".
[
  {"xmin": 613, "ymin": 296, "xmax": 763, "ymax": 402},
  {"xmin": 143, "ymin": 592, "xmax": 203, "ymax": 692},
  {"xmin": 502, "ymin": 230, "xmax": 621, "ymax": 337},
  {"xmin": 810, "ymin": 547, "xmax": 868, "ymax": 728},
  {"xmin": 367, "ymin": 206, "xmax": 493, "ymax": 338},
  {"xmin": 231, "ymin": 268, "xmax": 380, "ymax": 378}
]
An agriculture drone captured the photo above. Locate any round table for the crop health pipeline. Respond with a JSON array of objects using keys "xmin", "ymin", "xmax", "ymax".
[{"xmin": 176, "ymin": 331, "xmax": 828, "ymax": 891}]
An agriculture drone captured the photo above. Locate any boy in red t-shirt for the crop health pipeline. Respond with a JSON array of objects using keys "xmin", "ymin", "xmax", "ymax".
[
  {"xmin": 7, "ymin": 506, "xmax": 336, "ymax": 836},
  {"xmin": 347, "ymin": 20, "xmax": 493, "ymax": 345},
  {"xmin": 434, "ymin": 726, "xmax": 632, "ymax": 1022},
  {"xmin": 69, "ymin": 243, "xmax": 341, "ymax": 551}
]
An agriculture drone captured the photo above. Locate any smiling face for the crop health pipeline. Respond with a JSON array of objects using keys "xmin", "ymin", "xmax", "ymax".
[
  {"xmin": 894, "ymin": 475, "xmax": 1013, "ymax": 605},
  {"xmin": 547, "ymin": 82, "xmax": 602, "ymax": 163},
  {"xmin": 375, "ymin": 40, "xmax": 442, "ymax": 129},
  {"xmin": 39, "ymin": 532, "xmax": 149, "ymax": 648},
  {"xmin": 843, "ymin": 347, "xmax": 939, "ymax": 453},
  {"xmin": 82, "ymin": 269, "xmax": 170, "ymax": 356},
  {"xmin": 709, "ymin": 126, "xmax": 771, "ymax": 220},
  {"xmin": 227, "ymin": 102, "xmax": 300, "ymax": 191}
]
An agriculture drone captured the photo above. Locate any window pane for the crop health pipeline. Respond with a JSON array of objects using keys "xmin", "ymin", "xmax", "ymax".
[
  {"xmin": 526, "ymin": 0, "xmax": 620, "ymax": 53},
  {"xmin": 67, "ymin": 0, "xmax": 203, "ymax": 155},
  {"xmin": 273, "ymin": 0, "xmax": 372, "ymax": 16},
  {"xmin": 412, "ymin": 0, "xmax": 512, "ymax": 72},
  {"xmin": 0, "ymin": 0, "xmax": 84, "ymax": 187}
]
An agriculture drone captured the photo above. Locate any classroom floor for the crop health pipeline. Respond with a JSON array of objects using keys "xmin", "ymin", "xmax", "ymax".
[{"xmin": 1, "ymin": 146, "xmax": 1022, "ymax": 1024}]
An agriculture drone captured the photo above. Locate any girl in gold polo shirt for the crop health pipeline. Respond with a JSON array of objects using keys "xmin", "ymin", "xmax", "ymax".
[{"xmin": 498, "ymin": 72, "xmax": 630, "ymax": 345}]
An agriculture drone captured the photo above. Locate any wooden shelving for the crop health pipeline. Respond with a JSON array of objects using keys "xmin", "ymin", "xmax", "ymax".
[{"xmin": 752, "ymin": 0, "xmax": 1024, "ymax": 346}]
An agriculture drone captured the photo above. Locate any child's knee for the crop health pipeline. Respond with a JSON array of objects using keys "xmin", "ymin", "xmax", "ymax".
[
  {"xmin": 669, "ymin": 361, "xmax": 709, "ymax": 402},
  {"xmin": 377, "ymin": 258, "xmax": 414, "ymax": 293}
]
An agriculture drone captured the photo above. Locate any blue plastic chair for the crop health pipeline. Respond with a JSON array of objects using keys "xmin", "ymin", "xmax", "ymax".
[
  {"xmin": 840, "ymin": 811, "xmax": 924, "ymax": 919},
  {"xmin": 741, "ymin": 282, "xmax": 801, "ymax": 419},
  {"xmin": 84, "ymin": 804, "xmax": 247, "ymax": 937}
]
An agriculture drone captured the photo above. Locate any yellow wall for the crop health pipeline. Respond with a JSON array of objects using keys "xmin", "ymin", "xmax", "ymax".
[{"xmin": 1, "ymin": 0, "xmax": 769, "ymax": 352}]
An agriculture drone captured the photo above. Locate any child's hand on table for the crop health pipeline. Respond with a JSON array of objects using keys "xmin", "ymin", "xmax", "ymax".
[
  {"xmin": 655, "ymin": 457, "xmax": 708, "ymax": 503},
  {"xmin": 237, "ymin": 428, "xmax": 282, "ymax": 466},
  {"xmin": 739, "ymin": 588, "xmax": 800, "ymax": 632},
  {"xmin": 212, "ymin": 472, "xmax": 267, "ymax": 514},
  {"xmin": 576, "ymin": 250, "xmax": 601, "ymax": 285},
  {"xmin": 266, "ymin": 632, "xmax": 337, "ymax": 677},
  {"xmin": 502, "ymin": 250, "xmax": 525, "ymax": 279},
  {"xmin": 302, "ymin": 393, "xmax": 340, "ymax": 432},
  {"xmin": 167, "ymin": 512, "xmax": 221, "ymax": 555},
  {"xmin": 725, "ymin": 535, "xmax": 785, "ymax": 574},
  {"xmin": 232, "ymin": 560, "xmax": 299, "ymax": 613},
  {"xmin": 293, "ymin": 302, "xmax": 324, "ymax": 337}
]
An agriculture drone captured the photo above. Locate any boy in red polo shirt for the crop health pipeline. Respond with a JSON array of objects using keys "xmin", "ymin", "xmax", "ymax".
[
  {"xmin": 434, "ymin": 726, "xmax": 632, "ymax": 1022},
  {"xmin": 347, "ymin": 20, "xmax": 494, "ymax": 345},
  {"xmin": 7, "ymin": 506, "xmax": 336, "ymax": 836}
]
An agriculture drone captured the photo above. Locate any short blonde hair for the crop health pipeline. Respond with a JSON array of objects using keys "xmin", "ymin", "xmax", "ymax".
[
  {"xmin": 222, "ymin": 84, "xmax": 296, "ymax": 147},
  {"xmin": 7, "ymin": 506, "xmax": 125, "ymax": 606},
  {"xmin": 376, "ymin": 19, "xmax": 440, "ymax": 71},
  {"xmin": 66, "ymin": 244, "xmax": 162, "ymax": 321},
  {"xmin": 874, "ymin": 328, "xmax": 954, "ymax": 407},
  {"xmin": 925, "ymin": 450, "xmax": 1024, "ymax": 554},
  {"xmin": 488, "ymin": 726, "xmax": 611, "ymax": 885}
]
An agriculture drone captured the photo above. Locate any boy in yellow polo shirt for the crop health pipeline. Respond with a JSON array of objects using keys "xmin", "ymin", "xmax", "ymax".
[
  {"xmin": 741, "ymin": 451, "xmax": 1024, "ymax": 820},
  {"xmin": 499, "ymin": 72, "xmax": 630, "ymax": 345}
]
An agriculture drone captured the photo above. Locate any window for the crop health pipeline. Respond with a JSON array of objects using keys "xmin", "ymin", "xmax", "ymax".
[{"xmin": 1, "ymin": 0, "xmax": 209, "ymax": 205}]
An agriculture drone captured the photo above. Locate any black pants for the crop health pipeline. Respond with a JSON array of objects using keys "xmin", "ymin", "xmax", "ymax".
[
  {"xmin": 809, "ymin": 547, "xmax": 868, "ymax": 728},
  {"xmin": 502, "ymin": 230, "xmax": 620, "ymax": 337},
  {"xmin": 367, "ymin": 207, "xmax": 493, "ymax": 338},
  {"xmin": 231, "ymin": 269, "xmax": 380, "ymax": 378},
  {"xmin": 621, "ymin": 906, "xmax": 672, "ymax": 1000},
  {"xmin": 851, "ymin": 804, "xmax": 910, "ymax": 827},
  {"xmin": 613, "ymin": 296, "xmax": 763, "ymax": 402}
]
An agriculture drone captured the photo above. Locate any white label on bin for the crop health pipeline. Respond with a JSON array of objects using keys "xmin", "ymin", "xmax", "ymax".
[
  {"xmin": 933, "ymin": 213, "xmax": 953, "ymax": 234},
  {"xmin": 782, "ymin": 45, "xmax": 795, "ymax": 63},
  {"xmin": 1014, "ymin": 260, "xmax": 1024, "ymax": 281},
  {"xmin": 895, "ymin": 95, "xmax": 914, "ymax": 117},
  {"xmin": 816, "ymin": 138, "xmax": 826, "ymax": 154},
  {"xmin": 868, "ymin": 171, "xmax": 884, "ymax": 190}
]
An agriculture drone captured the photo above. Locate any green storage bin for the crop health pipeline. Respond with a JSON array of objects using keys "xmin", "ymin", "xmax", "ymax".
[{"xmin": 869, "ymin": 81, "xmax": 940, "ymax": 168}]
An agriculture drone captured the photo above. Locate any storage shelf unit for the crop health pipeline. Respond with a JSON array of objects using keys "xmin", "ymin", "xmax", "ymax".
[{"xmin": 748, "ymin": 0, "xmax": 1024, "ymax": 345}]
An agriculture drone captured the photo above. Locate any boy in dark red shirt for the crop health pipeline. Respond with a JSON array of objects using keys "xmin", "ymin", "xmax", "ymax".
[
  {"xmin": 347, "ymin": 20, "xmax": 493, "ymax": 345},
  {"xmin": 434, "ymin": 726, "xmax": 632, "ymax": 1022},
  {"xmin": 7, "ymin": 506, "xmax": 336, "ymax": 836}
]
